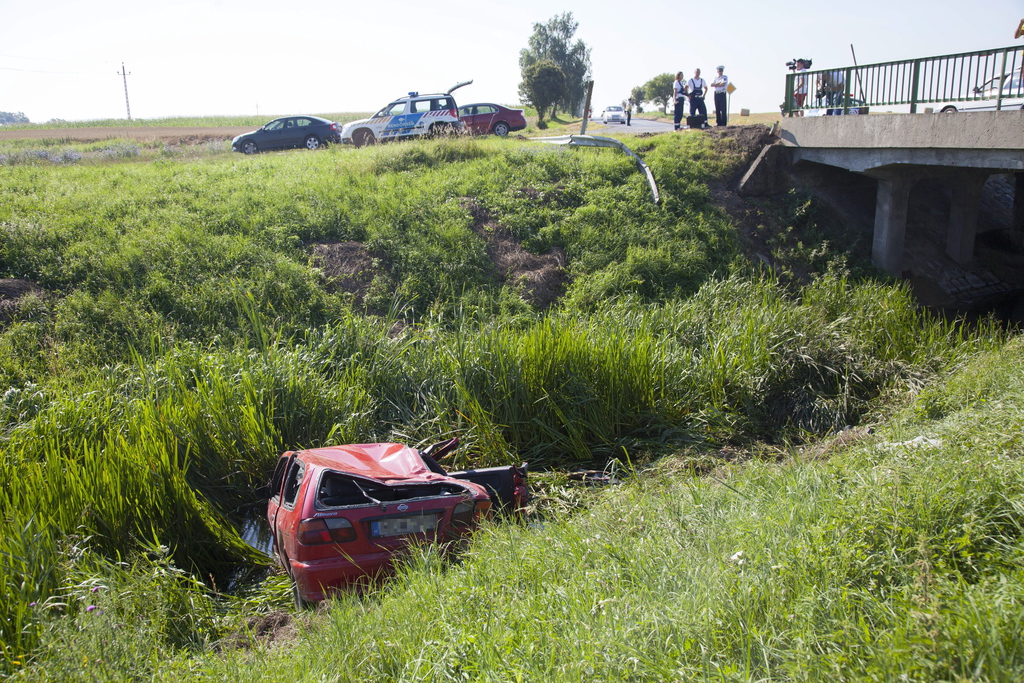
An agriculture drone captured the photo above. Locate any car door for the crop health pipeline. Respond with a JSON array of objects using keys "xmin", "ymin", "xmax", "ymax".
[
  {"xmin": 279, "ymin": 117, "xmax": 304, "ymax": 148},
  {"xmin": 293, "ymin": 117, "xmax": 316, "ymax": 145},
  {"xmin": 258, "ymin": 118, "xmax": 290, "ymax": 150},
  {"xmin": 458, "ymin": 105, "xmax": 478, "ymax": 133},
  {"xmin": 273, "ymin": 455, "xmax": 308, "ymax": 565},
  {"xmin": 381, "ymin": 101, "xmax": 415, "ymax": 140},
  {"xmin": 472, "ymin": 105, "xmax": 497, "ymax": 134}
]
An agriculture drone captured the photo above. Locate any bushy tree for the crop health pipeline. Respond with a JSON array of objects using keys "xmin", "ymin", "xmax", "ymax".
[
  {"xmin": 0, "ymin": 111, "xmax": 29, "ymax": 125},
  {"xmin": 630, "ymin": 86, "xmax": 646, "ymax": 114},
  {"xmin": 519, "ymin": 60, "xmax": 566, "ymax": 124},
  {"xmin": 642, "ymin": 73, "xmax": 675, "ymax": 112},
  {"xmin": 519, "ymin": 13, "xmax": 592, "ymax": 117}
]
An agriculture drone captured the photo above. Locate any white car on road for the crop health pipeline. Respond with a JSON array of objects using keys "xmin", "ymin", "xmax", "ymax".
[
  {"xmin": 936, "ymin": 74, "xmax": 1024, "ymax": 113},
  {"xmin": 601, "ymin": 105, "xmax": 626, "ymax": 124},
  {"xmin": 342, "ymin": 81, "xmax": 472, "ymax": 147}
]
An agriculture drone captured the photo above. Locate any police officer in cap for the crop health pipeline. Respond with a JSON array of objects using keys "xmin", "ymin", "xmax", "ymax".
[{"xmin": 711, "ymin": 66, "xmax": 729, "ymax": 127}]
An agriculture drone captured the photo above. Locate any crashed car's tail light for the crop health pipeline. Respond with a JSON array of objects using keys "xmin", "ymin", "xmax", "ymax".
[
  {"xmin": 451, "ymin": 500, "xmax": 476, "ymax": 527},
  {"xmin": 298, "ymin": 517, "xmax": 356, "ymax": 545}
]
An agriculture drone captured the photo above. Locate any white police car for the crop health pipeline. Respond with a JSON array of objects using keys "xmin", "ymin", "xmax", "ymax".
[{"xmin": 342, "ymin": 81, "xmax": 472, "ymax": 147}]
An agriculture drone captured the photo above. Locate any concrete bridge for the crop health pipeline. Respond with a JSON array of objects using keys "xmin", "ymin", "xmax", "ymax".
[{"xmin": 767, "ymin": 112, "xmax": 1024, "ymax": 277}]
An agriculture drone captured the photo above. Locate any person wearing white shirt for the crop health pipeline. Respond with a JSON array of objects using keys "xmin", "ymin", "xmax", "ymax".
[
  {"xmin": 673, "ymin": 71, "xmax": 686, "ymax": 130},
  {"xmin": 711, "ymin": 65, "xmax": 729, "ymax": 127},
  {"xmin": 825, "ymin": 69, "xmax": 845, "ymax": 108},
  {"xmin": 793, "ymin": 58, "xmax": 811, "ymax": 116},
  {"xmin": 687, "ymin": 68, "xmax": 708, "ymax": 127}
]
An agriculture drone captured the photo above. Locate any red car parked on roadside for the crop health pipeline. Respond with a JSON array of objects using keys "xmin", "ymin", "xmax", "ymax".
[
  {"xmin": 457, "ymin": 103, "xmax": 527, "ymax": 136},
  {"xmin": 257, "ymin": 438, "xmax": 527, "ymax": 607}
]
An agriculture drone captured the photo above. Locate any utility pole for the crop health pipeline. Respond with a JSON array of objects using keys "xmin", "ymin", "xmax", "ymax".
[
  {"xmin": 118, "ymin": 62, "xmax": 132, "ymax": 120},
  {"xmin": 580, "ymin": 80, "xmax": 594, "ymax": 134}
]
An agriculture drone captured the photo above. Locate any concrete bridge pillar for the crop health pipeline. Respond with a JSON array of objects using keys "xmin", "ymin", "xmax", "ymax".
[
  {"xmin": 946, "ymin": 171, "xmax": 990, "ymax": 265},
  {"xmin": 870, "ymin": 173, "xmax": 913, "ymax": 276},
  {"xmin": 1015, "ymin": 172, "xmax": 1024, "ymax": 233}
]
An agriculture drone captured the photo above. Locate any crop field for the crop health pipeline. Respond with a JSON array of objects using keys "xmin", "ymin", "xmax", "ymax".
[
  {"xmin": 0, "ymin": 118, "xmax": 1021, "ymax": 680},
  {"xmin": 0, "ymin": 125, "xmax": 255, "ymax": 145}
]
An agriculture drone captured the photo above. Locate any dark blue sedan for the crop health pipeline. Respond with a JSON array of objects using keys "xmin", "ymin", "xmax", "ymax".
[{"xmin": 232, "ymin": 115, "xmax": 342, "ymax": 154}]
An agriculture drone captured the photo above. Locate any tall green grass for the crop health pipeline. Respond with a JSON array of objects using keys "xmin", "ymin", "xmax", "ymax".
[
  {"xmin": 15, "ymin": 335, "xmax": 1020, "ymax": 681},
  {"xmin": 0, "ymin": 271, "xmax": 995, "ymax": 671},
  {"xmin": 0, "ymin": 133, "xmax": 738, "ymax": 386}
]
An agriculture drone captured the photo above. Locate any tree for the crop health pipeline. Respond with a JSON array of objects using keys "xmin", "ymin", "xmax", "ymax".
[
  {"xmin": 519, "ymin": 13, "xmax": 592, "ymax": 117},
  {"xmin": 0, "ymin": 111, "xmax": 29, "ymax": 125},
  {"xmin": 630, "ymin": 86, "xmax": 646, "ymax": 114},
  {"xmin": 519, "ymin": 60, "xmax": 566, "ymax": 125},
  {"xmin": 642, "ymin": 73, "xmax": 675, "ymax": 113}
]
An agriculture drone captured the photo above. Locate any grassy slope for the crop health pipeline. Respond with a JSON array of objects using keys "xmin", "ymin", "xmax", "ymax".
[
  {"xmin": 0, "ymin": 127, "xmax": 1019, "ymax": 679},
  {"xmin": 21, "ymin": 337, "xmax": 1024, "ymax": 682}
]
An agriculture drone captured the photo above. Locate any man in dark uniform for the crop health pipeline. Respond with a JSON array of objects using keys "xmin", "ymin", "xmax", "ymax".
[
  {"xmin": 687, "ymin": 68, "xmax": 708, "ymax": 127},
  {"xmin": 673, "ymin": 72, "xmax": 685, "ymax": 130},
  {"xmin": 711, "ymin": 66, "xmax": 729, "ymax": 127}
]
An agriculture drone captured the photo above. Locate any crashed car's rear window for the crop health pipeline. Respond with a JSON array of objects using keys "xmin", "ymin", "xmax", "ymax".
[{"xmin": 316, "ymin": 471, "xmax": 469, "ymax": 509}]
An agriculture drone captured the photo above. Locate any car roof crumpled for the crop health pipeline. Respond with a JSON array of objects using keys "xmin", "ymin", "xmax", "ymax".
[{"xmin": 301, "ymin": 443, "xmax": 446, "ymax": 482}]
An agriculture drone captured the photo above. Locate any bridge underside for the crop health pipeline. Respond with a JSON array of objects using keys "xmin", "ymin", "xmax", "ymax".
[{"xmin": 779, "ymin": 112, "xmax": 1024, "ymax": 277}]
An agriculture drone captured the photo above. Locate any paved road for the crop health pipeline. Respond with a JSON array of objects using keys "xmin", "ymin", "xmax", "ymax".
[{"xmin": 584, "ymin": 116, "xmax": 676, "ymax": 135}]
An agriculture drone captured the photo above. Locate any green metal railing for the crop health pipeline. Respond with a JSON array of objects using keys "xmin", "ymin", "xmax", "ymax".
[{"xmin": 783, "ymin": 46, "xmax": 1024, "ymax": 115}]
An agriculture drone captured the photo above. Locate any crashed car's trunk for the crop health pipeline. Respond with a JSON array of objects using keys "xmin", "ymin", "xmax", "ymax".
[
  {"xmin": 447, "ymin": 466, "xmax": 528, "ymax": 512},
  {"xmin": 420, "ymin": 437, "xmax": 529, "ymax": 513}
]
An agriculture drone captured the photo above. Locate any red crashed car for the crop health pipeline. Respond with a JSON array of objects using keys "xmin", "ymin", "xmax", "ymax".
[
  {"xmin": 257, "ymin": 438, "xmax": 527, "ymax": 606},
  {"xmin": 457, "ymin": 103, "xmax": 527, "ymax": 136}
]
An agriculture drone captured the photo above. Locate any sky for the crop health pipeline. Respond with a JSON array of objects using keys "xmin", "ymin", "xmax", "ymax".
[{"xmin": 1, "ymin": 0, "xmax": 1022, "ymax": 123}]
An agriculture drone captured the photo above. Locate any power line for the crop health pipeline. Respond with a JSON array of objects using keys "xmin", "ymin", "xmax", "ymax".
[
  {"xmin": 0, "ymin": 65, "xmax": 107, "ymax": 76},
  {"xmin": 0, "ymin": 52, "xmax": 111, "ymax": 76}
]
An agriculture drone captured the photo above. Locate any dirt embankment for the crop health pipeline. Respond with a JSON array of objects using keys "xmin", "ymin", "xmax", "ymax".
[
  {"xmin": 0, "ymin": 279, "xmax": 43, "ymax": 323},
  {"xmin": 308, "ymin": 197, "xmax": 568, "ymax": 311}
]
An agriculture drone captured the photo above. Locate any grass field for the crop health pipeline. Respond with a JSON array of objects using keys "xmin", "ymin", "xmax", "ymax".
[{"xmin": 0, "ymin": 115, "xmax": 1019, "ymax": 680}]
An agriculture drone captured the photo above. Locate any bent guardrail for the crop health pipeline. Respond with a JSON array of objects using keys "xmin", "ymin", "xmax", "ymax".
[
  {"xmin": 532, "ymin": 135, "xmax": 660, "ymax": 204},
  {"xmin": 784, "ymin": 46, "xmax": 1024, "ymax": 115}
]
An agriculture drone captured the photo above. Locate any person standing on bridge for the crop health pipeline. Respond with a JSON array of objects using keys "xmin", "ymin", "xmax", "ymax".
[
  {"xmin": 711, "ymin": 66, "xmax": 729, "ymax": 127},
  {"xmin": 673, "ymin": 72, "xmax": 686, "ymax": 130},
  {"xmin": 793, "ymin": 58, "xmax": 811, "ymax": 116},
  {"xmin": 687, "ymin": 68, "xmax": 709, "ymax": 127},
  {"xmin": 1016, "ymin": 19, "xmax": 1024, "ymax": 79}
]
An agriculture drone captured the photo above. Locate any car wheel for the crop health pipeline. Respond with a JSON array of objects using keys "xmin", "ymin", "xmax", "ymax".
[
  {"xmin": 940, "ymin": 105, "xmax": 958, "ymax": 114},
  {"xmin": 242, "ymin": 140, "xmax": 258, "ymax": 155},
  {"xmin": 353, "ymin": 129, "xmax": 376, "ymax": 148},
  {"xmin": 304, "ymin": 135, "xmax": 322, "ymax": 151},
  {"xmin": 429, "ymin": 122, "xmax": 454, "ymax": 138},
  {"xmin": 290, "ymin": 575, "xmax": 310, "ymax": 610},
  {"xmin": 492, "ymin": 121, "xmax": 510, "ymax": 137}
]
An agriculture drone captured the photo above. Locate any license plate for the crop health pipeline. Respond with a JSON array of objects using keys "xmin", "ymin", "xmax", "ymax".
[{"xmin": 370, "ymin": 514, "xmax": 438, "ymax": 538}]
